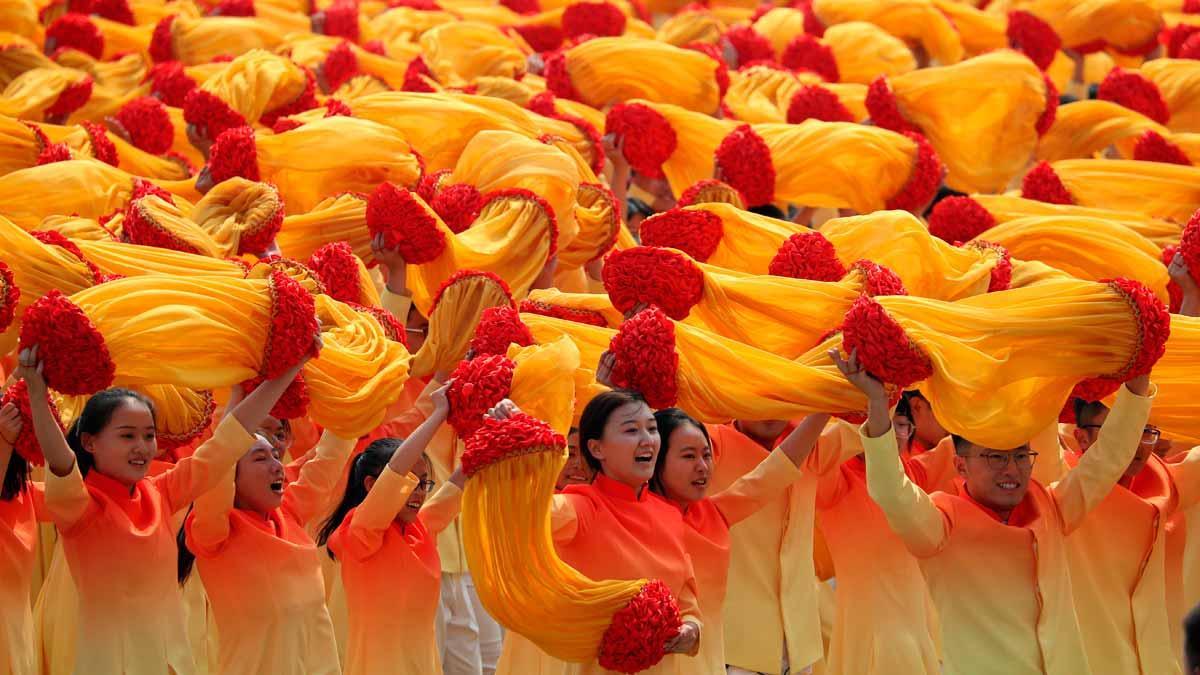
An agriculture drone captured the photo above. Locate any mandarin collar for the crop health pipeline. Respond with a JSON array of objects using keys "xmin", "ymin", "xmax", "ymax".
[
  {"xmin": 593, "ymin": 473, "xmax": 649, "ymax": 502},
  {"xmin": 84, "ymin": 468, "xmax": 139, "ymax": 499},
  {"xmin": 956, "ymin": 477, "xmax": 1039, "ymax": 526}
]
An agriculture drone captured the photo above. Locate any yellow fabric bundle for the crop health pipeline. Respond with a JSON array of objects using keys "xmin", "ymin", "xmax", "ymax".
[
  {"xmin": 1006, "ymin": 0, "xmax": 1161, "ymax": 54},
  {"xmin": 0, "ymin": 67, "xmax": 95, "ymax": 121},
  {"xmin": 1025, "ymin": 158, "xmax": 1200, "ymax": 222},
  {"xmin": 123, "ymin": 194, "xmax": 227, "ymax": 258},
  {"xmin": 418, "ymin": 21, "xmax": 527, "ymax": 85},
  {"xmin": 75, "ymin": 239, "xmax": 247, "ymax": 279},
  {"xmin": 0, "ymin": 0, "xmax": 40, "ymax": 43},
  {"xmin": 37, "ymin": 215, "xmax": 124, "ymax": 242},
  {"xmin": 411, "ymin": 270, "xmax": 516, "ymax": 378},
  {"xmin": 606, "ymin": 99, "xmax": 736, "ymax": 197},
  {"xmin": 276, "ymin": 193, "xmax": 371, "ymax": 262},
  {"xmin": 1037, "ymin": 100, "xmax": 1173, "ymax": 162},
  {"xmin": 159, "ymin": 15, "xmax": 287, "ymax": 66},
  {"xmin": 810, "ymin": 0, "xmax": 964, "ymax": 65},
  {"xmin": 656, "ymin": 8, "xmax": 727, "ymax": 46},
  {"xmin": 56, "ymin": 385, "xmax": 215, "ymax": 452},
  {"xmin": 1138, "ymin": 58, "xmax": 1200, "ymax": 133},
  {"xmin": 752, "ymin": 10, "xmax": 916, "ymax": 83},
  {"xmin": 283, "ymin": 34, "xmax": 410, "ymax": 92},
  {"xmin": 523, "ymin": 288, "xmax": 625, "ymax": 329},
  {"xmin": 1148, "ymin": 315, "xmax": 1200, "ymax": 444},
  {"xmin": 365, "ymin": 6, "xmax": 457, "ymax": 46},
  {"xmin": 0, "ymin": 216, "xmax": 96, "ymax": 354},
  {"xmin": 39, "ymin": 121, "xmax": 192, "ymax": 181},
  {"xmin": 188, "ymin": 177, "xmax": 285, "ymax": 257},
  {"xmin": 639, "ymin": 202, "xmax": 804, "ymax": 273},
  {"xmin": 0, "ymin": 114, "xmax": 51, "ymax": 175},
  {"xmin": 723, "ymin": 66, "xmax": 866, "ymax": 123},
  {"xmin": 189, "ymin": 49, "xmax": 311, "ymax": 131}
]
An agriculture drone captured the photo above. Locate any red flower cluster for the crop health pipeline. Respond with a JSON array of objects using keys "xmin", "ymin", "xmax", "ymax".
[
  {"xmin": 781, "ymin": 35, "xmax": 839, "ymax": 81},
  {"xmin": 1133, "ymin": 130, "xmax": 1192, "ymax": 166},
  {"xmin": 430, "ymin": 269, "xmax": 514, "ymax": 314},
  {"xmin": 261, "ymin": 71, "xmax": 319, "ymax": 127},
  {"xmin": 1165, "ymin": 23, "xmax": 1200, "ymax": 58},
  {"xmin": 430, "ymin": 183, "xmax": 483, "ymax": 233},
  {"xmin": 183, "ymin": 89, "xmax": 249, "ymax": 143},
  {"xmin": 544, "ymin": 49, "xmax": 584, "ymax": 102},
  {"xmin": 19, "ymin": 290, "xmax": 115, "ymax": 395},
  {"xmin": 518, "ymin": 299, "xmax": 609, "ymax": 327},
  {"xmin": 714, "ymin": 125, "xmax": 775, "ymax": 207},
  {"xmin": 885, "ymin": 132, "xmax": 943, "ymax": 213},
  {"xmin": 1006, "ymin": 11, "xmax": 1060, "ymax": 71},
  {"xmin": 80, "ymin": 122, "xmax": 118, "ymax": 166},
  {"xmin": 36, "ymin": 142, "xmax": 71, "ymax": 166},
  {"xmin": 965, "ymin": 241, "xmax": 1013, "ymax": 292},
  {"xmin": 207, "ymin": 126, "xmax": 260, "ymax": 183},
  {"xmin": 1035, "ymin": 74, "xmax": 1058, "ymax": 137},
  {"xmin": 483, "ymin": 188, "xmax": 560, "ymax": 258},
  {"xmin": 1163, "ymin": 244, "xmax": 1183, "ymax": 313},
  {"xmin": 501, "ymin": 0, "xmax": 539, "ymax": 14},
  {"xmin": 597, "ymin": 580, "xmax": 681, "ymax": 674},
  {"xmin": 865, "ymin": 77, "xmax": 919, "ymax": 135},
  {"xmin": 927, "ymin": 196, "xmax": 995, "ymax": 243},
  {"xmin": 308, "ymin": 241, "xmax": 362, "ymax": 304},
  {"xmin": 676, "ymin": 179, "xmax": 746, "ymax": 208},
  {"xmin": 417, "ymin": 169, "xmax": 452, "ymax": 202},
  {"xmin": 786, "ymin": 84, "xmax": 854, "ymax": 123},
  {"xmin": 460, "ymin": 411, "xmax": 565, "ymax": 477},
  {"xmin": 124, "ymin": 197, "xmax": 203, "ymax": 255},
  {"xmin": 1071, "ymin": 376, "xmax": 1122, "ymax": 404},
  {"xmin": 1104, "ymin": 277, "xmax": 1171, "ymax": 380},
  {"xmin": 31, "ymin": 231, "xmax": 106, "ymax": 285},
  {"xmin": 1181, "ymin": 210, "xmax": 1200, "ymax": 288},
  {"xmin": 768, "ymin": 231, "xmax": 846, "ymax": 281},
  {"xmin": 402, "ymin": 56, "xmax": 438, "ymax": 92},
  {"xmin": 262, "ymin": 269, "xmax": 320, "ymax": 379},
  {"xmin": 349, "ymin": 302, "xmax": 407, "ymax": 346},
  {"xmin": 241, "ymin": 372, "xmax": 310, "ymax": 419},
  {"xmin": 78, "ymin": 0, "xmax": 135, "ymax": 24},
  {"xmin": 1097, "ymin": 69, "xmax": 1170, "ymax": 125},
  {"xmin": 796, "ymin": 0, "xmax": 824, "ymax": 36},
  {"xmin": 511, "ymin": 24, "xmax": 564, "ymax": 52},
  {"xmin": 321, "ymin": 41, "xmax": 359, "ymax": 92},
  {"xmin": 1021, "ymin": 161, "xmax": 1073, "ymax": 205},
  {"xmin": 840, "ymin": 295, "xmax": 932, "ymax": 388},
  {"xmin": 45, "ymin": 76, "xmax": 93, "ymax": 119},
  {"xmin": 0, "ymin": 261, "xmax": 17, "ymax": 332},
  {"xmin": 318, "ymin": 1, "xmax": 361, "ymax": 41},
  {"xmin": 1, "ymin": 380, "xmax": 65, "ymax": 466},
  {"xmin": 722, "ymin": 25, "xmax": 773, "ymax": 66},
  {"xmin": 562, "ymin": 1, "xmax": 625, "ymax": 39},
  {"xmin": 447, "ymin": 354, "xmax": 516, "ymax": 438},
  {"xmin": 254, "ymin": 255, "xmax": 327, "ymax": 295},
  {"xmin": 639, "ymin": 209, "xmax": 724, "ymax": 262},
  {"xmin": 602, "ymin": 247, "xmax": 704, "ymax": 320},
  {"xmin": 145, "ymin": 61, "xmax": 196, "ymax": 107},
  {"xmin": 157, "ymin": 390, "xmax": 215, "ymax": 452},
  {"xmin": 605, "ymin": 103, "xmax": 677, "ymax": 179},
  {"xmin": 470, "ymin": 306, "xmax": 534, "ymax": 357},
  {"xmin": 149, "ymin": 15, "xmax": 176, "ymax": 62},
  {"xmin": 607, "ymin": 306, "xmax": 679, "ymax": 408},
  {"xmin": 365, "ymin": 182, "xmax": 448, "ymax": 263},
  {"xmin": 112, "ymin": 97, "xmax": 171, "ymax": 155},
  {"xmin": 47, "ymin": 14, "xmax": 104, "ymax": 59},
  {"xmin": 850, "ymin": 260, "xmax": 907, "ymax": 297}
]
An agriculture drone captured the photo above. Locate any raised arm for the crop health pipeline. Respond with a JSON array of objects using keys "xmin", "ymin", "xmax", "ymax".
[
  {"xmin": 373, "ymin": 232, "xmax": 414, "ymax": 324},
  {"xmin": 284, "ymin": 430, "xmax": 358, "ymax": 526},
  {"xmin": 1168, "ymin": 252, "xmax": 1199, "ymax": 317}
]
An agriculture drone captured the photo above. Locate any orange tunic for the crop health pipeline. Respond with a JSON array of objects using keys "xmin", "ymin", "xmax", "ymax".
[
  {"xmin": 184, "ymin": 432, "xmax": 355, "ymax": 675},
  {"xmin": 43, "ymin": 415, "xmax": 254, "ymax": 675},
  {"xmin": 329, "ymin": 467, "xmax": 463, "ymax": 675},
  {"xmin": 0, "ymin": 485, "xmax": 43, "ymax": 675}
]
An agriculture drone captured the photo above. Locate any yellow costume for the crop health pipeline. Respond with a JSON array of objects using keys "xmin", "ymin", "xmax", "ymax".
[
  {"xmin": 753, "ymin": 10, "xmax": 917, "ymax": 83},
  {"xmin": 411, "ymin": 269, "xmax": 517, "ymax": 378}
]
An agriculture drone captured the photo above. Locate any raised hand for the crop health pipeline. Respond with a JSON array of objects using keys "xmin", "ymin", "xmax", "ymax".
[
  {"xmin": 596, "ymin": 351, "xmax": 617, "ymax": 388},
  {"xmin": 828, "ymin": 347, "xmax": 887, "ymax": 401},
  {"xmin": 0, "ymin": 402, "xmax": 20, "ymax": 447},
  {"xmin": 663, "ymin": 621, "xmax": 700, "ymax": 656},
  {"xmin": 15, "ymin": 346, "xmax": 47, "ymax": 400}
]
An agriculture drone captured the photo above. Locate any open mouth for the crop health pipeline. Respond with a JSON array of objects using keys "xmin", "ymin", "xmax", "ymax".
[
  {"xmin": 633, "ymin": 451, "xmax": 654, "ymax": 464},
  {"xmin": 129, "ymin": 458, "xmax": 147, "ymax": 468},
  {"xmin": 996, "ymin": 480, "xmax": 1020, "ymax": 490},
  {"xmin": 691, "ymin": 478, "xmax": 708, "ymax": 488},
  {"xmin": 405, "ymin": 499, "xmax": 422, "ymax": 510},
  {"xmin": 269, "ymin": 481, "xmax": 284, "ymax": 494}
]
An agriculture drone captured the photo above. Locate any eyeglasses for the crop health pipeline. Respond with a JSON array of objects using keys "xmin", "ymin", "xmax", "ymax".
[
  {"xmin": 973, "ymin": 450, "xmax": 1038, "ymax": 471},
  {"xmin": 1140, "ymin": 427, "xmax": 1161, "ymax": 445},
  {"xmin": 415, "ymin": 479, "xmax": 436, "ymax": 491},
  {"xmin": 893, "ymin": 420, "xmax": 914, "ymax": 438}
]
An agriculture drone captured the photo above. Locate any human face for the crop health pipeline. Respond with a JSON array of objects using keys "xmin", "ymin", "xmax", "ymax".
[
  {"xmin": 893, "ymin": 414, "xmax": 914, "ymax": 454},
  {"xmin": 556, "ymin": 431, "xmax": 594, "ymax": 490},
  {"xmin": 1073, "ymin": 406, "xmax": 1108, "ymax": 452},
  {"xmin": 398, "ymin": 456, "xmax": 433, "ymax": 524},
  {"xmin": 586, "ymin": 401, "xmax": 659, "ymax": 490},
  {"xmin": 233, "ymin": 438, "xmax": 285, "ymax": 515},
  {"xmin": 658, "ymin": 424, "xmax": 713, "ymax": 507},
  {"xmin": 735, "ymin": 419, "xmax": 788, "ymax": 449},
  {"xmin": 257, "ymin": 416, "xmax": 293, "ymax": 454},
  {"xmin": 1076, "ymin": 409, "xmax": 1160, "ymax": 480},
  {"xmin": 909, "ymin": 397, "xmax": 949, "ymax": 448},
  {"xmin": 954, "ymin": 443, "xmax": 1036, "ymax": 519},
  {"xmin": 81, "ymin": 399, "xmax": 157, "ymax": 487}
]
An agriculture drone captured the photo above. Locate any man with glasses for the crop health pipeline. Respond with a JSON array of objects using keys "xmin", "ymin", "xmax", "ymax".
[{"xmin": 831, "ymin": 347, "xmax": 1154, "ymax": 675}]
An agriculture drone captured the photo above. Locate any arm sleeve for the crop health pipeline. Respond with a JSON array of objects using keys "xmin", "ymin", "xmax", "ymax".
[
  {"xmin": 283, "ymin": 431, "xmax": 358, "ymax": 526},
  {"xmin": 419, "ymin": 481, "xmax": 463, "ymax": 535},
  {"xmin": 387, "ymin": 377, "xmax": 443, "ymax": 438},
  {"xmin": 803, "ymin": 420, "xmax": 863, "ymax": 476},
  {"xmin": 152, "ymin": 415, "xmax": 256, "ymax": 514},
  {"xmin": 382, "ymin": 288, "xmax": 414, "ymax": 324},
  {"xmin": 30, "ymin": 483, "xmax": 50, "ymax": 523},
  {"xmin": 550, "ymin": 493, "xmax": 581, "ymax": 544},
  {"xmin": 43, "ymin": 463, "xmax": 93, "ymax": 532},
  {"xmin": 341, "ymin": 467, "xmax": 418, "ymax": 560},
  {"xmin": 1166, "ymin": 446, "xmax": 1200, "ymax": 512},
  {"xmin": 186, "ymin": 467, "xmax": 235, "ymax": 554},
  {"xmin": 861, "ymin": 425, "xmax": 949, "ymax": 558},
  {"xmin": 1030, "ymin": 421, "xmax": 1069, "ymax": 486},
  {"xmin": 1051, "ymin": 383, "xmax": 1156, "ymax": 533},
  {"xmin": 676, "ymin": 555, "xmax": 703, "ymax": 637},
  {"xmin": 711, "ymin": 450, "xmax": 802, "ymax": 526}
]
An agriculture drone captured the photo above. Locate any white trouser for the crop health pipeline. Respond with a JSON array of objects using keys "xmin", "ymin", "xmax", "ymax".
[{"xmin": 438, "ymin": 572, "xmax": 504, "ymax": 675}]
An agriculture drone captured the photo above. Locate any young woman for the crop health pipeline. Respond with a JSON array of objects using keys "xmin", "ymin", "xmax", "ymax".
[
  {"xmin": 0, "ymin": 399, "xmax": 40, "ymax": 675},
  {"xmin": 16, "ymin": 341, "xmax": 311, "ymax": 674},
  {"xmin": 318, "ymin": 382, "xmax": 464, "ymax": 675},
  {"xmin": 556, "ymin": 427, "xmax": 594, "ymax": 490},
  {"xmin": 649, "ymin": 408, "xmax": 829, "ymax": 675}
]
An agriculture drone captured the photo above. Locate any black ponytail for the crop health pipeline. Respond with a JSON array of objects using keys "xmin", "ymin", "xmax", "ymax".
[
  {"xmin": 1, "ymin": 452, "xmax": 29, "ymax": 501},
  {"xmin": 177, "ymin": 505, "xmax": 197, "ymax": 585},
  {"xmin": 67, "ymin": 388, "xmax": 156, "ymax": 478},
  {"xmin": 316, "ymin": 438, "xmax": 402, "ymax": 560}
]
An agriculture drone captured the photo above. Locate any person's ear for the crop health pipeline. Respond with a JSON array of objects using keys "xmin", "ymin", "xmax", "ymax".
[
  {"xmin": 363, "ymin": 475, "xmax": 377, "ymax": 492},
  {"xmin": 954, "ymin": 454, "xmax": 968, "ymax": 479},
  {"xmin": 80, "ymin": 432, "xmax": 96, "ymax": 454},
  {"xmin": 587, "ymin": 438, "xmax": 604, "ymax": 463}
]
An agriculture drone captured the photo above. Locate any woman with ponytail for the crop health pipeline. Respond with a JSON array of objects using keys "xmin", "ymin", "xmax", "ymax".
[{"xmin": 0, "ymin": 391, "xmax": 44, "ymax": 675}]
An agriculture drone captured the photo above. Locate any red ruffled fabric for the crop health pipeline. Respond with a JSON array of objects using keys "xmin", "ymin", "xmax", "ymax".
[
  {"xmin": 36, "ymin": 142, "xmax": 71, "ymax": 166},
  {"xmin": 605, "ymin": 103, "xmax": 677, "ymax": 179},
  {"xmin": 211, "ymin": 0, "xmax": 255, "ymax": 15},
  {"xmin": 781, "ymin": 35, "xmax": 838, "ymax": 81},
  {"xmin": 1097, "ymin": 68, "xmax": 1170, "ymax": 125},
  {"xmin": 1006, "ymin": 11, "xmax": 1060, "ymax": 71},
  {"xmin": 80, "ymin": 121, "xmax": 117, "ymax": 166},
  {"xmin": 786, "ymin": 84, "xmax": 853, "ymax": 123},
  {"xmin": 840, "ymin": 294, "xmax": 932, "ymax": 388},
  {"xmin": 240, "ymin": 373, "xmax": 310, "ymax": 419},
  {"xmin": 722, "ymin": 25, "xmax": 773, "ymax": 66},
  {"xmin": 714, "ymin": 124, "xmax": 774, "ymax": 207},
  {"xmin": 402, "ymin": 56, "xmax": 438, "ymax": 92},
  {"xmin": 865, "ymin": 77, "xmax": 919, "ymax": 134},
  {"xmin": 597, "ymin": 579, "xmax": 681, "ymax": 674},
  {"xmin": 115, "ymin": 96, "xmax": 173, "ymax": 155},
  {"xmin": 307, "ymin": 241, "xmax": 362, "ymax": 303},
  {"xmin": 1179, "ymin": 210, "xmax": 1200, "ymax": 291},
  {"xmin": 207, "ymin": 125, "xmax": 260, "ymax": 183},
  {"xmin": 511, "ymin": 24, "xmax": 564, "ymax": 52},
  {"xmin": 44, "ymin": 76, "xmax": 92, "ymax": 119},
  {"xmin": 639, "ymin": 208, "xmax": 723, "ymax": 262},
  {"xmin": 1035, "ymin": 74, "xmax": 1058, "ymax": 137},
  {"xmin": 1, "ymin": 380, "xmax": 65, "ymax": 466},
  {"xmin": 676, "ymin": 179, "xmax": 746, "ymax": 208},
  {"xmin": 321, "ymin": 41, "xmax": 359, "ymax": 92},
  {"xmin": 469, "ymin": 306, "xmax": 534, "ymax": 357},
  {"xmin": 517, "ymin": 299, "xmax": 608, "ymax": 327},
  {"xmin": 501, "ymin": 0, "xmax": 539, "ymax": 13},
  {"xmin": 318, "ymin": 1, "xmax": 361, "ymax": 42},
  {"xmin": 460, "ymin": 411, "xmax": 564, "ymax": 476},
  {"xmin": 1021, "ymin": 161, "xmax": 1073, "ymax": 204},
  {"xmin": 31, "ymin": 231, "xmax": 106, "ymax": 285},
  {"xmin": 529, "ymin": 92, "xmax": 607, "ymax": 174},
  {"xmin": 795, "ymin": 0, "xmax": 825, "ymax": 36},
  {"xmin": 543, "ymin": 50, "xmax": 583, "ymax": 102},
  {"xmin": 430, "ymin": 183, "xmax": 483, "ymax": 234},
  {"xmin": 346, "ymin": 303, "xmax": 405, "ymax": 345},
  {"xmin": 323, "ymin": 98, "xmax": 352, "ymax": 118},
  {"xmin": 417, "ymin": 169, "xmax": 451, "ymax": 202},
  {"xmin": 149, "ymin": 15, "xmax": 176, "ymax": 62},
  {"xmin": 430, "ymin": 269, "xmax": 514, "ymax": 315},
  {"xmin": 1103, "ymin": 277, "xmax": 1170, "ymax": 380},
  {"xmin": 884, "ymin": 132, "xmax": 943, "ymax": 213},
  {"xmin": 562, "ymin": 1, "xmax": 626, "ymax": 39},
  {"xmin": 146, "ymin": 61, "xmax": 196, "ymax": 107},
  {"xmin": 18, "ymin": 290, "xmax": 115, "ymax": 395},
  {"xmin": 1166, "ymin": 23, "xmax": 1200, "ymax": 58},
  {"xmin": 602, "ymin": 247, "xmax": 704, "ymax": 320},
  {"xmin": 1133, "ymin": 130, "xmax": 1191, "ymax": 165},
  {"xmin": 365, "ymin": 183, "xmax": 448, "ymax": 264},
  {"xmin": 927, "ymin": 196, "xmax": 995, "ymax": 243},
  {"xmin": 183, "ymin": 88, "xmax": 249, "ymax": 141},
  {"xmin": 1163, "ymin": 243, "xmax": 1183, "ymax": 313},
  {"xmin": 964, "ymin": 240, "xmax": 1013, "ymax": 292},
  {"xmin": 1070, "ymin": 376, "xmax": 1123, "ymax": 408},
  {"xmin": 483, "ymin": 187, "xmax": 560, "ymax": 259},
  {"xmin": 123, "ymin": 195, "xmax": 202, "ymax": 254},
  {"xmin": 262, "ymin": 269, "xmax": 320, "ymax": 378},
  {"xmin": 0, "ymin": 261, "xmax": 18, "ymax": 331},
  {"xmin": 607, "ymin": 306, "xmax": 679, "ymax": 409},
  {"xmin": 768, "ymin": 231, "xmax": 846, "ymax": 281},
  {"xmin": 849, "ymin": 259, "xmax": 907, "ymax": 297},
  {"xmin": 447, "ymin": 354, "xmax": 516, "ymax": 438},
  {"xmin": 47, "ymin": 14, "xmax": 104, "ymax": 59}
]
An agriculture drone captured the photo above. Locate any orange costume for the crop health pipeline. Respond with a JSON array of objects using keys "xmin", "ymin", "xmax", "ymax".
[{"xmin": 0, "ymin": 483, "xmax": 43, "ymax": 675}]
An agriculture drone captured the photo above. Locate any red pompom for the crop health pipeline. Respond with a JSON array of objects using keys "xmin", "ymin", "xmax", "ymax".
[
  {"xmin": 849, "ymin": 260, "xmax": 907, "ymax": 297},
  {"xmin": 1103, "ymin": 277, "xmax": 1171, "ymax": 380},
  {"xmin": 676, "ymin": 179, "xmax": 746, "ymax": 208},
  {"xmin": 322, "ymin": 41, "xmax": 359, "ymax": 92},
  {"xmin": 260, "ymin": 70, "xmax": 318, "ymax": 127},
  {"xmin": 469, "ymin": 306, "xmax": 534, "ymax": 357},
  {"xmin": 786, "ymin": 84, "xmax": 853, "ymax": 123},
  {"xmin": 885, "ymin": 132, "xmax": 942, "ymax": 214},
  {"xmin": 416, "ymin": 168, "xmax": 451, "ymax": 203},
  {"xmin": 1071, "ymin": 376, "xmax": 1123, "ymax": 405},
  {"xmin": 840, "ymin": 294, "xmax": 931, "ymax": 388},
  {"xmin": 605, "ymin": 103, "xmax": 677, "ymax": 179},
  {"xmin": 149, "ymin": 15, "xmax": 176, "ymax": 62},
  {"xmin": 598, "ymin": 580, "xmax": 681, "ymax": 673},
  {"xmin": 1173, "ymin": 27, "xmax": 1200, "ymax": 59},
  {"xmin": 511, "ymin": 24, "xmax": 564, "ymax": 52},
  {"xmin": 307, "ymin": 241, "xmax": 362, "ymax": 303},
  {"xmin": 461, "ymin": 412, "xmax": 565, "ymax": 476},
  {"xmin": 501, "ymin": 0, "xmax": 539, "ymax": 13},
  {"xmin": 927, "ymin": 196, "xmax": 996, "ymax": 243},
  {"xmin": 639, "ymin": 209, "xmax": 724, "ymax": 262},
  {"xmin": 562, "ymin": 1, "xmax": 626, "ymax": 39},
  {"xmin": 87, "ymin": 0, "xmax": 134, "ymax": 23},
  {"xmin": 768, "ymin": 231, "xmax": 846, "ymax": 281},
  {"xmin": 46, "ymin": 14, "xmax": 104, "ymax": 60},
  {"xmin": 865, "ymin": 77, "xmax": 919, "ymax": 134},
  {"xmin": 430, "ymin": 183, "xmax": 483, "ymax": 234},
  {"xmin": 365, "ymin": 183, "xmax": 448, "ymax": 264},
  {"xmin": 262, "ymin": 270, "xmax": 320, "ymax": 378},
  {"xmin": 1097, "ymin": 68, "xmax": 1170, "ymax": 125},
  {"xmin": 482, "ymin": 188, "xmax": 559, "ymax": 259},
  {"xmin": 131, "ymin": 177, "xmax": 174, "ymax": 203},
  {"xmin": 1036, "ymin": 74, "xmax": 1058, "ymax": 136},
  {"xmin": 1186, "ymin": 0, "xmax": 1200, "ymax": 12},
  {"xmin": 240, "ymin": 373, "xmax": 309, "ymax": 419},
  {"xmin": 608, "ymin": 306, "xmax": 679, "ymax": 409},
  {"xmin": 36, "ymin": 142, "xmax": 71, "ymax": 166},
  {"xmin": 795, "ymin": 0, "xmax": 824, "ymax": 36},
  {"xmin": 0, "ymin": 261, "xmax": 19, "ymax": 332},
  {"xmin": 183, "ymin": 88, "xmax": 249, "ymax": 142},
  {"xmin": 1133, "ymin": 130, "xmax": 1192, "ymax": 165},
  {"xmin": 1021, "ymin": 161, "xmax": 1073, "ymax": 204},
  {"xmin": 123, "ymin": 196, "xmax": 201, "ymax": 254},
  {"xmin": 518, "ymin": 298, "xmax": 609, "ymax": 327},
  {"xmin": 324, "ymin": 98, "xmax": 352, "ymax": 117},
  {"xmin": 543, "ymin": 50, "xmax": 583, "ymax": 102},
  {"xmin": 146, "ymin": 61, "xmax": 196, "ymax": 107},
  {"xmin": 1006, "ymin": 11, "xmax": 1060, "ymax": 71},
  {"xmin": 965, "ymin": 241, "xmax": 1013, "ymax": 292},
  {"xmin": 714, "ymin": 124, "xmax": 775, "ymax": 207},
  {"xmin": 318, "ymin": 1, "xmax": 361, "ymax": 42},
  {"xmin": 211, "ymin": 0, "xmax": 255, "ymax": 15},
  {"xmin": 18, "ymin": 290, "xmax": 115, "ymax": 395},
  {"xmin": 1180, "ymin": 210, "xmax": 1200, "ymax": 289},
  {"xmin": 402, "ymin": 55, "xmax": 438, "ymax": 92},
  {"xmin": 721, "ymin": 25, "xmax": 774, "ymax": 66},
  {"xmin": 1163, "ymin": 243, "xmax": 1183, "ymax": 313},
  {"xmin": 1, "ymin": 380, "xmax": 66, "ymax": 466},
  {"xmin": 447, "ymin": 354, "xmax": 516, "ymax": 438},
  {"xmin": 781, "ymin": 34, "xmax": 838, "ymax": 81},
  {"xmin": 207, "ymin": 125, "xmax": 260, "ymax": 183},
  {"xmin": 602, "ymin": 247, "xmax": 705, "ymax": 320},
  {"xmin": 44, "ymin": 76, "xmax": 92, "ymax": 119},
  {"xmin": 115, "ymin": 96, "xmax": 173, "ymax": 155},
  {"xmin": 30, "ymin": 230, "xmax": 106, "ymax": 285}
]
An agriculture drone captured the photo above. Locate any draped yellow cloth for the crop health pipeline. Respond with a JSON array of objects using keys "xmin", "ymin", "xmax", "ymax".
[
  {"xmin": 189, "ymin": 178, "xmax": 284, "ymax": 257},
  {"xmin": 38, "ymin": 215, "xmax": 124, "ymax": 242},
  {"xmin": 752, "ymin": 10, "xmax": 916, "ymax": 83},
  {"xmin": 0, "ymin": 216, "xmax": 95, "ymax": 355},
  {"xmin": 1138, "ymin": 58, "xmax": 1200, "ymax": 133},
  {"xmin": 523, "ymin": 288, "xmax": 625, "ymax": 329},
  {"xmin": 284, "ymin": 33, "xmax": 410, "ymax": 92},
  {"xmin": 723, "ymin": 66, "xmax": 867, "ymax": 123},
  {"xmin": 1036, "ymin": 158, "xmax": 1200, "ymax": 222},
  {"xmin": 411, "ymin": 270, "xmax": 516, "ymax": 378},
  {"xmin": 1148, "ymin": 315, "xmax": 1200, "ymax": 444},
  {"xmin": 163, "ymin": 15, "xmax": 288, "ymax": 66},
  {"xmin": 40, "ymin": 122, "xmax": 192, "ymax": 181},
  {"xmin": 1037, "ymin": 100, "xmax": 1173, "ymax": 162},
  {"xmin": 276, "ymin": 193, "xmax": 371, "ymax": 262},
  {"xmin": 1003, "ymin": 0, "xmax": 1161, "ymax": 54},
  {"xmin": 811, "ymin": 0, "xmax": 964, "ymax": 65},
  {"xmin": 125, "ymin": 194, "xmax": 227, "ymax": 258},
  {"xmin": 192, "ymin": 49, "xmax": 310, "ymax": 127},
  {"xmin": 0, "ymin": 114, "xmax": 48, "ymax": 175},
  {"xmin": 554, "ymin": 37, "xmax": 724, "ymax": 114},
  {"xmin": 0, "ymin": 67, "xmax": 95, "ymax": 121},
  {"xmin": 960, "ymin": 193, "xmax": 1184, "ymax": 248},
  {"xmin": 641, "ymin": 202, "xmax": 804, "ymax": 273},
  {"xmin": 655, "ymin": 8, "xmax": 726, "ymax": 47},
  {"xmin": 418, "ymin": 21, "xmax": 526, "ymax": 85},
  {"xmin": 75, "ymin": 239, "xmax": 246, "ymax": 278}
]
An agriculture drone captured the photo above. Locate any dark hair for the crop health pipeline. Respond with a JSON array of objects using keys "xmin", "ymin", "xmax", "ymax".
[
  {"xmin": 578, "ymin": 389, "xmax": 649, "ymax": 474},
  {"xmin": 951, "ymin": 434, "xmax": 973, "ymax": 456},
  {"xmin": 67, "ymin": 388, "xmax": 156, "ymax": 478},
  {"xmin": 1185, "ymin": 602, "xmax": 1200, "ymax": 673},
  {"xmin": 1073, "ymin": 398, "xmax": 1109, "ymax": 427},
  {"xmin": 748, "ymin": 203, "xmax": 786, "ymax": 219},
  {"xmin": 316, "ymin": 438, "xmax": 403, "ymax": 559},
  {"xmin": 924, "ymin": 184, "xmax": 966, "ymax": 217},
  {"xmin": 901, "ymin": 389, "xmax": 928, "ymax": 405},
  {"xmin": 649, "ymin": 408, "xmax": 709, "ymax": 497},
  {"xmin": 1, "ymin": 451, "xmax": 29, "ymax": 501}
]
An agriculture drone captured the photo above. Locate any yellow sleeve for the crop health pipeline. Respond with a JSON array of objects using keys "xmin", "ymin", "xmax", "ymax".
[
  {"xmin": 153, "ymin": 415, "xmax": 256, "ymax": 514},
  {"xmin": 803, "ymin": 420, "xmax": 863, "ymax": 477},
  {"xmin": 284, "ymin": 431, "xmax": 358, "ymax": 526},
  {"xmin": 188, "ymin": 467, "xmax": 235, "ymax": 552},
  {"xmin": 349, "ymin": 466, "xmax": 417, "ymax": 534},
  {"xmin": 1051, "ymin": 383, "xmax": 1156, "ymax": 533},
  {"xmin": 419, "ymin": 481, "xmax": 462, "ymax": 535},
  {"xmin": 550, "ymin": 493, "xmax": 579, "ymax": 543},
  {"xmin": 677, "ymin": 559, "xmax": 704, "ymax": 637},
  {"xmin": 382, "ymin": 287, "xmax": 414, "ymax": 324},
  {"xmin": 861, "ymin": 425, "xmax": 949, "ymax": 558},
  {"xmin": 710, "ymin": 450, "xmax": 802, "ymax": 526},
  {"xmin": 1031, "ymin": 421, "xmax": 1069, "ymax": 486},
  {"xmin": 1168, "ymin": 447, "xmax": 1200, "ymax": 512},
  {"xmin": 43, "ymin": 462, "xmax": 92, "ymax": 532}
]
